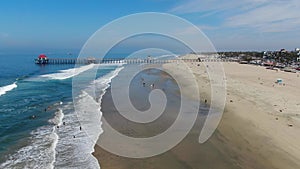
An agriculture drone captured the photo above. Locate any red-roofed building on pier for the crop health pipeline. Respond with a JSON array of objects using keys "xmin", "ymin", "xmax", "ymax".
[{"xmin": 35, "ymin": 54, "xmax": 49, "ymax": 64}]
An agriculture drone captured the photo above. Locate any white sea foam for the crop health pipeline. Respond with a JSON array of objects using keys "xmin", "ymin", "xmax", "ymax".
[
  {"xmin": 40, "ymin": 64, "xmax": 96, "ymax": 80},
  {"xmin": 73, "ymin": 65, "xmax": 120, "ymax": 143},
  {"xmin": 36, "ymin": 63, "xmax": 125, "ymax": 81},
  {"xmin": 50, "ymin": 109, "xmax": 63, "ymax": 169},
  {"xmin": 53, "ymin": 66, "xmax": 124, "ymax": 169},
  {"xmin": 93, "ymin": 66, "xmax": 124, "ymax": 92},
  {"xmin": 67, "ymin": 66, "xmax": 124, "ymax": 168},
  {"xmin": 53, "ymin": 100, "xmax": 101, "ymax": 169},
  {"xmin": 0, "ymin": 66, "xmax": 124, "ymax": 169},
  {"xmin": 50, "ymin": 131, "xmax": 58, "ymax": 169},
  {"xmin": 49, "ymin": 109, "xmax": 64, "ymax": 126},
  {"xmin": 0, "ymin": 82, "xmax": 17, "ymax": 96},
  {"xmin": 0, "ymin": 108, "xmax": 63, "ymax": 169}
]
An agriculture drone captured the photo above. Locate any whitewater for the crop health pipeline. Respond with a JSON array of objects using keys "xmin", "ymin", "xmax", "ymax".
[
  {"xmin": 0, "ymin": 64, "xmax": 125, "ymax": 169},
  {"xmin": 0, "ymin": 82, "xmax": 17, "ymax": 97},
  {"xmin": 39, "ymin": 64, "xmax": 96, "ymax": 80}
]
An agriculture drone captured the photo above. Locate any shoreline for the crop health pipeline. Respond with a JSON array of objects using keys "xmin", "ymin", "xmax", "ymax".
[
  {"xmin": 93, "ymin": 65, "xmax": 243, "ymax": 169},
  {"xmin": 163, "ymin": 57, "xmax": 300, "ymax": 168},
  {"xmin": 94, "ymin": 59, "xmax": 300, "ymax": 169}
]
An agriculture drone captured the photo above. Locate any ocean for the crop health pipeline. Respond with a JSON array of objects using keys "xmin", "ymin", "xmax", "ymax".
[{"xmin": 0, "ymin": 54, "xmax": 124, "ymax": 168}]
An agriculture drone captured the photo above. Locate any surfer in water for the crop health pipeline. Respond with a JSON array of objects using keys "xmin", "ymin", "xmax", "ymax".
[{"xmin": 30, "ymin": 115, "xmax": 36, "ymax": 119}]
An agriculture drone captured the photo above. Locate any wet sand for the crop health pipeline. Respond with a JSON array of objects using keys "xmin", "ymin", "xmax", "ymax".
[
  {"xmin": 93, "ymin": 59, "xmax": 300, "ymax": 169},
  {"xmin": 164, "ymin": 55, "xmax": 300, "ymax": 169}
]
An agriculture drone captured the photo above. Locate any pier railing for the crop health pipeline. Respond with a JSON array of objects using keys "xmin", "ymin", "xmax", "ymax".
[{"xmin": 35, "ymin": 58, "xmax": 238, "ymax": 65}]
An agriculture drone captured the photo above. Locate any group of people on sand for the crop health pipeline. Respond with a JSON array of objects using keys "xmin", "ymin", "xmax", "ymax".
[{"xmin": 141, "ymin": 77, "xmax": 155, "ymax": 89}]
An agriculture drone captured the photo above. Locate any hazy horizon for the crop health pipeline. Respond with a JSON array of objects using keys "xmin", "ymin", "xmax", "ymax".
[{"xmin": 1, "ymin": 0, "xmax": 300, "ymax": 53}]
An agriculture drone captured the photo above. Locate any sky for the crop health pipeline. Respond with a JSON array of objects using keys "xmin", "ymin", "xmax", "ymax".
[{"xmin": 0, "ymin": 0, "xmax": 300, "ymax": 54}]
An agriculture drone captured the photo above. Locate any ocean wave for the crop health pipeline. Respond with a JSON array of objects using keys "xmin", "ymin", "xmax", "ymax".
[
  {"xmin": 73, "ymin": 65, "xmax": 122, "ymax": 142},
  {"xmin": 0, "ymin": 66, "xmax": 124, "ymax": 169},
  {"xmin": 53, "ymin": 66, "xmax": 124, "ymax": 169},
  {"xmin": 0, "ymin": 108, "xmax": 63, "ymax": 169},
  {"xmin": 50, "ymin": 109, "xmax": 63, "ymax": 169},
  {"xmin": 0, "ymin": 82, "xmax": 17, "ymax": 97},
  {"xmin": 61, "ymin": 67, "xmax": 123, "ymax": 168},
  {"xmin": 93, "ymin": 66, "xmax": 124, "ymax": 92},
  {"xmin": 36, "ymin": 63, "xmax": 125, "ymax": 81},
  {"xmin": 53, "ymin": 100, "xmax": 101, "ymax": 169},
  {"xmin": 40, "ymin": 64, "xmax": 96, "ymax": 80}
]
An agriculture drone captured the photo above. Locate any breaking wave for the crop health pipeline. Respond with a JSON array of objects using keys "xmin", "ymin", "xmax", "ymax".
[
  {"xmin": 40, "ymin": 64, "xmax": 96, "ymax": 80},
  {"xmin": 0, "ymin": 82, "xmax": 17, "ymax": 97}
]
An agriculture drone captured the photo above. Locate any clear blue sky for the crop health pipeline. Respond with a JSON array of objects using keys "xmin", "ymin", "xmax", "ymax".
[{"xmin": 1, "ymin": 0, "xmax": 299, "ymax": 54}]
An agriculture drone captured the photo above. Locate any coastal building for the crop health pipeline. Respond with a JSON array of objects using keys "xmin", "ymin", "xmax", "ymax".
[
  {"xmin": 86, "ymin": 57, "xmax": 96, "ymax": 64},
  {"xmin": 263, "ymin": 61, "xmax": 275, "ymax": 67},
  {"xmin": 280, "ymin": 49, "xmax": 287, "ymax": 53},
  {"xmin": 35, "ymin": 54, "xmax": 49, "ymax": 64}
]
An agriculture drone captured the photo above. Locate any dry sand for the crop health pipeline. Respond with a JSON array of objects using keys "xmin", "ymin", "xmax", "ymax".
[
  {"xmin": 164, "ymin": 54, "xmax": 300, "ymax": 169},
  {"xmin": 94, "ymin": 55, "xmax": 300, "ymax": 169}
]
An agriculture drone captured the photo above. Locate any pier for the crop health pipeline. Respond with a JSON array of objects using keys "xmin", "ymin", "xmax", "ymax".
[{"xmin": 35, "ymin": 57, "xmax": 237, "ymax": 65}]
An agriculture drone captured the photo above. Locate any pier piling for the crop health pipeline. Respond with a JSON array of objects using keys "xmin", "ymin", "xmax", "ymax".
[{"xmin": 35, "ymin": 57, "xmax": 236, "ymax": 65}]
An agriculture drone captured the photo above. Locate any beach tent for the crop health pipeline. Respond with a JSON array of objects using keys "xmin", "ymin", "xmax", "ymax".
[{"xmin": 276, "ymin": 78, "xmax": 283, "ymax": 84}]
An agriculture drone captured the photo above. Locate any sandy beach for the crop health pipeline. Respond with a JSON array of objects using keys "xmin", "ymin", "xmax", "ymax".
[{"xmin": 94, "ymin": 55, "xmax": 300, "ymax": 169}]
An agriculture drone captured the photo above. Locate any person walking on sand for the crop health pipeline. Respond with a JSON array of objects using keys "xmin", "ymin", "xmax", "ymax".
[{"xmin": 150, "ymin": 83, "xmax": 155, "ymax": 89}]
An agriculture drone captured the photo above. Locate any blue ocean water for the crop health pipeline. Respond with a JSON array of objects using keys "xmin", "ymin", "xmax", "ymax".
[{"xmin": 0, "ymin": 54, "xmax": 123, "ymax": 168}]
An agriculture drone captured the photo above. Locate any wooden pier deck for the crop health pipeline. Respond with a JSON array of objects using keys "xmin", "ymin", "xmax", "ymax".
[{"xmin": 35, "ymin": 58, "xmax": 237, "ymax": 65}]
